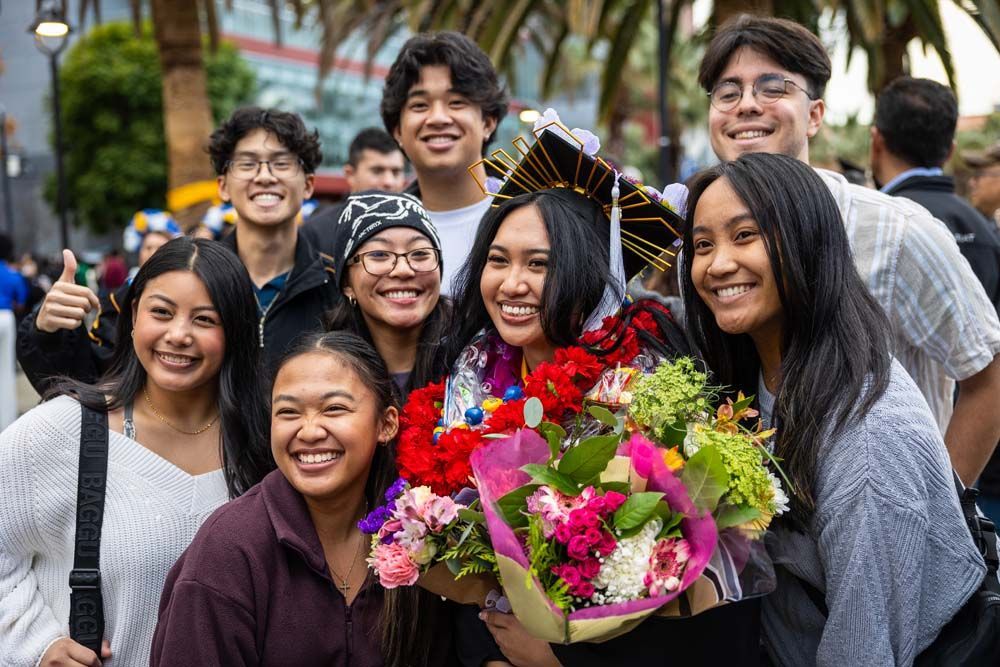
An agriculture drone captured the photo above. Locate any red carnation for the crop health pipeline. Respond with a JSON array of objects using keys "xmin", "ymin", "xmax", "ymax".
[
  {"xmin": 484, "ymin": 398, "xmax": 527, "ymax": 434},
  {"xmin": 525, "ymin": 363, "xmax": 583, "ymax": 417},
  {"xmin": 554, "ymin": 346, "xmax": 604, "ymax": 384}
]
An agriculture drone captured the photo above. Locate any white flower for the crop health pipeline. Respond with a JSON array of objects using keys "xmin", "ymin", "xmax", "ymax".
[
  {"xmin": 683, "ymin": 423, "xmax": 701, "ymax": 458},
  {"xmin": 659, "ymin": 183, "xmax": 689, "ymax": 216},
  {"xmin": 769, "ymin": 471, "xmax": 790, "ymax": 516},
  {"xmin": 591, "ymin": 519, "xmax": 661, "ymax": 605},
  {"xmin": 534, "ymin": 108, "xmax": 601, "ymax": 156}
]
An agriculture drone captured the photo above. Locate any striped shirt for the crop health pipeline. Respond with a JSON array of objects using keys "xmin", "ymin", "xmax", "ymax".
[{"xmin": 817, "ymin": 168, "xmax": 1000, "ymax": 432}]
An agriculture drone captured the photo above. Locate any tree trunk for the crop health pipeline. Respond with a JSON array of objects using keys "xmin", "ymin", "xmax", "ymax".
[
  {"xmin": 712, "ymin": 0, "xmax": 774, "ymax": 27},
  {"xmin": 150, "ymin": 0, "xmax": 214, "ymax": 227},
  {"xmin": 873, "ymin": 16, "xmax": 916, "ymax": 93}
]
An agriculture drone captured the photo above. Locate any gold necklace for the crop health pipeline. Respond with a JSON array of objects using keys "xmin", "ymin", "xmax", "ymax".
[
  {"xmin": 329, "ymin": 529, "xmax": 365, "ymax": 597},
  {"xmin": 142, "ymin": 388, "xmax": 220, "ymax": 435}
]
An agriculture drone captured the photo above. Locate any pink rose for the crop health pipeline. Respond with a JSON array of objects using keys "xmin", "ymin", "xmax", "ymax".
[
  {"xmin": 568, "ymin": 508, "xmax": 599, "ymax": 532},
  {"xmin": 571, "ymin": 581, "xmax": 595, "ymax": 598},
  {"xmin": 587, "ymin": 496, "xmax": 607, "ymax": 515},
  {"xmin": 369, "ymin": 542, "xmax": 420, "ymax": 588},
  {"xmin": 603, "ymin": 491, "xmax": 626, "ymax": 512},
  {"xmin": 553, "ymin": 563, "xmax": 582, "ymax": 587},
  {"xmin": 567, "ymin": 535, "xmax": 591, "ymax": 561},
  {"xmin": 554, "ymin": 524, "xmax": 572, "ymax": 544},
  {"xmin": 596, "ymin": 532, "xmax": 617, "ymax": 557},
  {"xmin": 583, "ymin": 527, "xmax": 603, "ymax": 546},
  {"xmin": 577, "ymin": 557, "xmax": 601, "ymax": 579}
]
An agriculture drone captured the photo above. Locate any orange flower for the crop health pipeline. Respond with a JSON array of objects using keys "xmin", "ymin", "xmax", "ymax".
[{"xmin": 662, "ymin": 446, "xmax": 685, "ymax": 472}]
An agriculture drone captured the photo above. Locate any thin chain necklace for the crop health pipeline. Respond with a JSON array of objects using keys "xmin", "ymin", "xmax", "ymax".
[
  {"xmin": 329, "ymin": 528, "xmax": 366, "ymax": 598},
  {"xmin": 142, "ymin": 388, "xmax": 219, "ymax": 435}
]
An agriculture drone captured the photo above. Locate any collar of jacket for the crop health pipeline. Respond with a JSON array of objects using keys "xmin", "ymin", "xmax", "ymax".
[
  {"xmin": 221, "ymin": 227, "xmax": 336, "ymax": 306},
  {"xmin": 885, "ymin": 173, "xmax": 955, "ymax": 195}
]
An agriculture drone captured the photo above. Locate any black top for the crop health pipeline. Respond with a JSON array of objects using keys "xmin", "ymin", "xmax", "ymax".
[
  {"xmin": 886, "ymin": 174, "xmax": 1000, "ymax": 313},
  {"xmin": 886, "ymin": 174, "xmax": 1000, "ymax": 493},
  {"xmin": 16, "ymin": 231, "xmax": 340, "ymax": 394}
]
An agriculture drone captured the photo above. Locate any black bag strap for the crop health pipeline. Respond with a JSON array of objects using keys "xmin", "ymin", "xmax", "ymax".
[
  {"xmin": 69, "ymin": 403, "xmax": 109, "ymax": 653},
  {"xmin": 790, "ymin": 471, "xmax": 1000, "ymax": 618}
]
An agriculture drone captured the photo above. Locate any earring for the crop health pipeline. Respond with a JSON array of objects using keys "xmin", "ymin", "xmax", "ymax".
[{"xmin": 347, "ymin": 294, "xmax": 357, "ymax": 307}]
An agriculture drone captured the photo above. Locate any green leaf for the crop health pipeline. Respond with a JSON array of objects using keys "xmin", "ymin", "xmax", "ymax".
[
  {"xmin": 446, "ymin": 558, "xmax": 462, "ymax": 575},
  {"xmin": 680, "ymin": 446, "xmax": 730, "ymax": 513},
  {"xmin": 557, "ymin": 435, "xmax": 619, "ymax": 485},
  {"xmin": 715, "ymin": 505, "xmax": 762, "ymax": 530},
  {"xmin": 456, "ymin": 519, "xmax": 476, "ymax": 546},
  {"xmin": 538, "ymin": 421, "xmax": 567, "ymax": 461},
  {"xmin": 613, "ymin": 491, "xmax": 665, "ymax": 531},
  {"xmin": 482, "ymin": 433, "xmax": 510, "ymax": 440},
  {"xmin": 457, "ymin": 508, "xmax": 485, "ymax": 524},
  {"xmin": 587, "ymin": 405, "xmax": 618, "ymax": 428},
  {"xmin": 496, "ymin": 484, "xmax": 540, "ymax": 528},
  {"xmin": 659, "ymin": 420, "xmax": 688, "ymax": 446},
  {"xmin": 733, "ymin": 394, "xmax": 755, "ymax": 414},
  {"xmin": 601, "ymin": 481, "xmax": 631, "ymax": 495},
  {"xmin": 523, "ymin": 397, "xmax": 544, "ymax": 428},
  {"xmin": 521, "ymin": 464, "xmax": 581, "ymax": 495}
]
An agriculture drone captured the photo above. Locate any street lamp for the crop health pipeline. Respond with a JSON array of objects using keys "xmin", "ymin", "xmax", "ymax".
[{"xmin": 29, "ymin": 0, "xmax": 72, "ymax": 250}]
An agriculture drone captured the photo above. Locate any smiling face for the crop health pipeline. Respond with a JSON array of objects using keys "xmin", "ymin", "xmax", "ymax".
[
  {"xmin": 271, "ymin": 352, "xmax": 398, "ymax": 503},
  {"xmin": 343, "ymin": 227, "xmax": 441, "ymax": 333},
  {"xmin": 708, "ymin": 47, "xmax": 825, "ymax": 163},
  {"xmin": 690, "ymin": 177, "xmax": 784, "ymax": 352},
  {"xmin": 132, "ymin": 270, "xmax": 225, "ymax": 394},
  {"xmin": 480, "ymin": 205, "xmax": 556, "ymax": 367},
  {"xmin": 218, "ymin": 128, "xmax": 315, "ymax": 229},
  {"xmin": 392, "ymin": 64, "xmax": 498, "ymax": 177}
]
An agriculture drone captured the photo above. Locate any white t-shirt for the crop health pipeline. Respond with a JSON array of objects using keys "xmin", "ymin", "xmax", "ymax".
[{"xmin": 428, "ymin": 197, "xmax": 492, "ymax": 295}]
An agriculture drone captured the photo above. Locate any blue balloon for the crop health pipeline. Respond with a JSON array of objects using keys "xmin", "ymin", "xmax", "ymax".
[
  {"xmin": 502, "ymin": 385, "xmax": 524, "ymax": 402},
  {"xmin": 464, "ymin": 407, "xmax": 485, "ymax": 426}
]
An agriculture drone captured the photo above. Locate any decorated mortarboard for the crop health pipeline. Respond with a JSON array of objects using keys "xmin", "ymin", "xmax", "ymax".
[
  {"xmin": 200, "ymin": 202, "xmax": 238, "ymax": 239},
  {"xmin": 469, "ymin": 108, "xmax": 685, "ymax": 279},
  {"xmin": 123, "ymin": 209, "xmax": 182, "ymax": 253}
]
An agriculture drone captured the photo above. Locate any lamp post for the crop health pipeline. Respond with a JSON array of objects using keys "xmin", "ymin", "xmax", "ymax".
[{"xmin": 29, "ymin": 0, "xmax": 72, "ymax": 250}]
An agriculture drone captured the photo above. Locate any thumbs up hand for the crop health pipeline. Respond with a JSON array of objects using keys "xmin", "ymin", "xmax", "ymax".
[{"xmin": 35, "ymin": 249, "xmax": 101, "ymax": 334}]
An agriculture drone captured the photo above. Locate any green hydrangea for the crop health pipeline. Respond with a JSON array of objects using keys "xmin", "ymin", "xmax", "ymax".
[
  {"xmin": 693, "ymin": 428, "xmax": 774, "ymax": 512},
  {"xmin": 629, "ymin": 358, "xmax": 710, "ymax": 440}
]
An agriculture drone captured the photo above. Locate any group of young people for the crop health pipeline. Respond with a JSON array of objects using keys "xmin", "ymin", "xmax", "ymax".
[{"xmin": 1, "ymin": 13, "xmax": 999, "ymax": 667}]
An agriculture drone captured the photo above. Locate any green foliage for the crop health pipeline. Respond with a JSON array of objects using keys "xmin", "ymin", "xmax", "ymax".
[
  {"xmin": 556, "ymin": 434, "xmax": 620, "ymax": 486},
  {"xmin": 441, "ymin": 522, "xmax": 498, "ymax": 578},
  {"xmin": 629, "ymin": 358, "xmax": 712, "ymax": 442},
  {"xmin": 613, "ymin": 491, "xmax": 664, "ymax": 534},
  {"xmin": 50, "ymin": 21, "xmax": 255, "ymax": 234},
  {"xmin": 497, "ymin": 484, "xmax": 540, "ymax": 527},
  {"xmin": 690, "ymin": 429, "xmax": 774, "ymax": 513},
  {"xmin": 526, "ymin": 513, "xmax": 573, "ymax": 613},
  {"xmin": 521, "ymin": 463, "xmax": 580, "ymax": 495},
  {"xmin": 680, "ymin": 445, "xmax": 730, "ymax": 513},
  {"xmin": 523, "ymin": 397, "xmax": 544, "ymax": 428}
]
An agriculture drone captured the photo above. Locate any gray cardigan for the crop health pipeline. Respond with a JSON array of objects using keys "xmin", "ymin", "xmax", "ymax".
[{"xmin": 759, "ymin": 360, "xmax": 985, "ymax": 666}]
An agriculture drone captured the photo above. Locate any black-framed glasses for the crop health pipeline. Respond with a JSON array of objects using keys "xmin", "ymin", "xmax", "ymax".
[
  {"xmin": 348, "ymin": 248, "xmax": 440, "ymax": 276},
  {"xmin": 708, "ymin": 74, "xmax": 817, "ymax": 112},
  {"xmin": 225, "ymin": 155, "xmax": 304, "ymax": 180}
]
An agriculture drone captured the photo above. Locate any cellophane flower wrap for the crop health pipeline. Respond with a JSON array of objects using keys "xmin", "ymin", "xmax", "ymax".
[
  {"xmin": 472, "ymin": 427, "xmax": 717, "ymax": 643},
  {"xmin": 370, "ymin": 300, "xmax": 789, "ymax": 637}
]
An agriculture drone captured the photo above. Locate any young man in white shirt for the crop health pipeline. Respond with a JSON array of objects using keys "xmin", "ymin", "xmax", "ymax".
[
  {"xmin": 380, "ymin": 31, "xmax": 509, "ymax": 294},
  {"xmin": 697, "ymin": 15, "xmax": 1000, "ymax": 485}
]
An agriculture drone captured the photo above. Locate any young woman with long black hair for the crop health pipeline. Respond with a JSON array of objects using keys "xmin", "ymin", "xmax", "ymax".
[
  {"xmin": 0, "ymin": 237, "xmax": 270, "ymax": 666},
  {"xmin": 683, "ymin": 152, "xmax": 985, "ymax": 665},
  {"xmin": 151, "ymin": 331, "xmax": 454, "ymax": 666},
  {"xmin": 325, "ymin": 191, "xmax": 450, "ymax": 398},
  {"xmin": 446, "ymin": 184, "xmax": 760, "ymax": 667}
]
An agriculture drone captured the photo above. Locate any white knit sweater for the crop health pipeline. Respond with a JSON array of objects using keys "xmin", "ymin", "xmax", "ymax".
[{"xmin": 0, "ymin": 395, "xmax": 228, "ymax": 665}]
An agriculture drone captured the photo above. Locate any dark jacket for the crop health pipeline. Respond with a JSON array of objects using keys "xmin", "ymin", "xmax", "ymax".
[
  {"xmin": 886, "ymin": 174, "xmax": 1000, "ymax": 313},
  {"xmin": 16, "ymin": 231, "xmax": 340, "ymax": 395},
  {"xmin": 301, "ymin": 201, "xmax": 347, "ymax": 259},
  {"xmin": 886, "ymin": 174, "xmax": 1000, "ymax": 494},
  {"xmin": 151, "ymin": 470, "xmax": 387, "ymax": 666}
]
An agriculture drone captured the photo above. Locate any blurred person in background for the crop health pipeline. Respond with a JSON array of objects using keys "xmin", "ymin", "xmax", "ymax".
[
  {"xmin": 964, "ymin": 142, "xmax": 1000, "ymax": 231},
  {"xmin": 99, "ymin": 248, "xmax": 128, "ymax": 295},
  {"xmin": 872, "ymin": 76, "xmax": 1000, "ymax": 313},
  {"xmin": 302, "ymin": 127, "xmax": 409, "ymax": 256},
  {"xmin": 0, "ymin": 233, "xmax": 27, "ymax": 429}
]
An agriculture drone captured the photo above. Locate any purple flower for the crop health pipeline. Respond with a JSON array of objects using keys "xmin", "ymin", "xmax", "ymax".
[
  {"xmin": 358, "ymin": 504, "xmax": 392, "ymax": 534},
  {"xmin": 485, "ymin": 176, "xmax": 505, "ymax": 194},
  {"xmin": 385, "ymin": 477, "xmax": 408, "ymax": 502}
]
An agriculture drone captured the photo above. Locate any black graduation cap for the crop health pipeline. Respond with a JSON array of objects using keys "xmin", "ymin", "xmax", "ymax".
[{"xmin": 470, "ymin": 119, "xmax": 684, "ymax": 278}]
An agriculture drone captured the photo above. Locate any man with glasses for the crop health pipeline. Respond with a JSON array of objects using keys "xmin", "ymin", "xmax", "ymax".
[{"xmin": 18, "ymin": 108, "xmax": 341, "ymax": 392}]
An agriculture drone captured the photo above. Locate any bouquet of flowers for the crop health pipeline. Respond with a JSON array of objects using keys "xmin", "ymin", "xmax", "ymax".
[{"xmin": 365, "ymin": 302, "xmax": 789, "ymax": 641}]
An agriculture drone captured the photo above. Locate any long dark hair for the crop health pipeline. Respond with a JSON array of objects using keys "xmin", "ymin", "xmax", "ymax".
[
  {"xmin": 274, "ymin": 331, "xmax": 442, "ymax": 667},
  {"xmin": 682, "ymin": 153, "xmax": 892, "ymax": 528},
  {"xmin": 54, "ymin": 237, "xmax": 272, "ymax": 498},
  {"xmin": 448, "ymin": 190, "xmax": 611, "ymax": 363},
  {"xmin": 448, "ymin": 189, "xmax": 688, "ymax": 366}
]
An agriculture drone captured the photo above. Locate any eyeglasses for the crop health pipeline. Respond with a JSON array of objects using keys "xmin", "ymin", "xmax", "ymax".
[
  {"xmin": 708, "ymin": 74, "xmax": 818, "ymax": 112},
  {"xmin": 348, "ymin": 248, "xmax": 440, "ymax": 276},
  {"xmin": 225, "ymin": 156, "xmax": 304, "ymax": 181}
]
